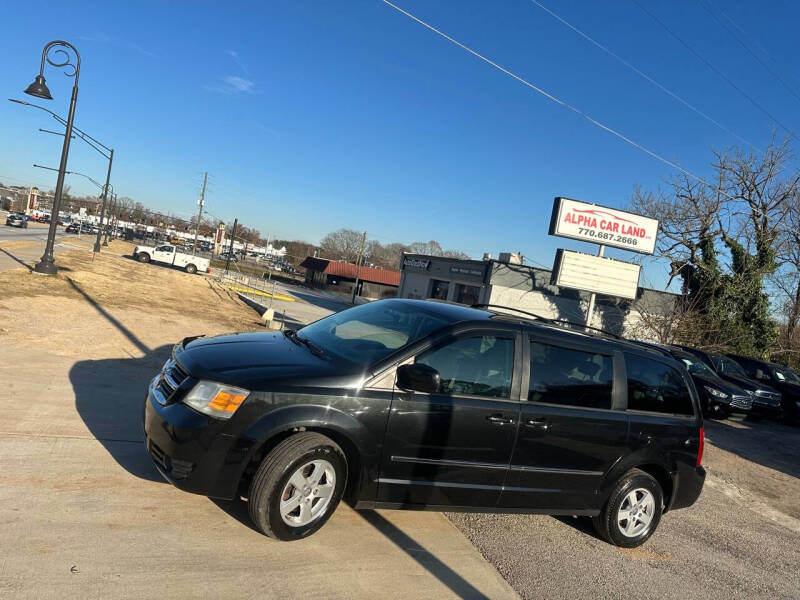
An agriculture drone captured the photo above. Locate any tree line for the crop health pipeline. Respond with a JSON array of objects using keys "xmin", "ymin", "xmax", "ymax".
[
  {"xmin": 629, "ymin": 138, "xmax": 800, "ymax": 369},
  {"xmin": 317, "ymin": 228, "xmax": 469, "ymax": 270}
]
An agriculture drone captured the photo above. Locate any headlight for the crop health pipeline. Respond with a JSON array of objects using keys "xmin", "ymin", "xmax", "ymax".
[
  {"xmin": 704, "ymin": 386, "xmax": 728, "ymax": 399},
  {"xmin": 182, "ymin": 381, "xmax": 250, "ymax": 419}
]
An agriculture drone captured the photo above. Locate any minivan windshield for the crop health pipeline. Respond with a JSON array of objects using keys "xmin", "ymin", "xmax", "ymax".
[
  {"xmin": 297, "ymin": 301, "xmax": 453, "ymax": 365},
  {"xmin": 713, "ymin": 355, "xmax": 749, "ymax": 378}
]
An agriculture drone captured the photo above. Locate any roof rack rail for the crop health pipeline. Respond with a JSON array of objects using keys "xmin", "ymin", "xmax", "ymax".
[
  {"xmin": 471, "ymin": 304, "xmax": 554, "ymax": 323},
  {"xmin": 472, "ymin": 303, "xmax": 621, "ymax": 339}
]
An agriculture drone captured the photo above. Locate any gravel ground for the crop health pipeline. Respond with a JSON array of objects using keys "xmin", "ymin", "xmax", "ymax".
[{"xmin": 449, "ymin": 417, "xmax": 800, "ymax": 599}]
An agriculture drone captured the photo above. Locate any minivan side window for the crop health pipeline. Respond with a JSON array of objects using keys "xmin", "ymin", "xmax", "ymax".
[
  {"xmin": 625, "ymin": 354, "xmax": 694, "ymax": 416},
  {"xmin": 529, "ymin": 342, "xmax": 613, "ymax": 409},
  {"xmin": 416, "ymin": 335, "xmax": 514, "ymax": 398}
]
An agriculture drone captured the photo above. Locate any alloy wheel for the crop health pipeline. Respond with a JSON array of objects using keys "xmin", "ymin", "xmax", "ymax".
[
  {"xmin": 617, "ymin": 487, "xmax": 655, "ymax": 537},
  {"xmin": 279, "ymin": 459, "xmax": 336, "ymax": 527}
]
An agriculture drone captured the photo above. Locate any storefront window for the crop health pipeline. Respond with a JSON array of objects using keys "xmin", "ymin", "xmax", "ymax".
[
  {"xmin": 455, "ymin": 283, "xmax": 481, "ymax": 305},
  {"xmin": 430, "ymin": 279, "xmax": 450, "ymax": 300}
]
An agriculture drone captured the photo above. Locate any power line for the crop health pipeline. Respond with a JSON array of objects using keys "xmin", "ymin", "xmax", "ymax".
[
  {"xmin": 529, "ymin": 0, "xmax": 760, "ymax": 152},
  {"xmin": 697, "ymin": 0, "xmax": 800, "ymax": 106},
  {"xmin": 380, "ymin": 0, "xmax": 735, "ymax": 199},
  {"xmin": 715, "ymin": 5, "xmax": 800, "ymax": 90},
  {"xmin": 630, "ymin": 0, "xmax": 793, "ymax": 135}
]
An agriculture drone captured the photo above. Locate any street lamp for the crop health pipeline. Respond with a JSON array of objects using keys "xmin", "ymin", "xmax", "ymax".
[
  {"xmin": 20, "ymin": 41, "xmax": 81, "ymax": 275},
  {"xmin": 10, "ymin": 97, "xmax": 114, "ymax": 254}
]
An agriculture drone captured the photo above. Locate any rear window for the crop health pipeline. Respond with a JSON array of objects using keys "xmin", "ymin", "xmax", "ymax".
[{"xmin": 625, "ymin": 354, "xmax": 694, "ymax": 416}]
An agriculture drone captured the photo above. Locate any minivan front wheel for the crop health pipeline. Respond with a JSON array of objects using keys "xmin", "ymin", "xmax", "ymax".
[
  {"xmin": 248, "ymin": 432, "xmax": 347, "ymax": 541},
  {"xmin": 593, "ymin": 469, "xmax": 663, "ymax": 548}
]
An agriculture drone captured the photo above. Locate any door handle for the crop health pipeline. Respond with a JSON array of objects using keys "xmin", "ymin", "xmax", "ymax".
[
  {"xmin": 486, "ymin": 414, "xmax": 515, "ymax": 425},
  {"xmin": 525, "ymin": 419, "xmax": 550, "ymax": 430}
]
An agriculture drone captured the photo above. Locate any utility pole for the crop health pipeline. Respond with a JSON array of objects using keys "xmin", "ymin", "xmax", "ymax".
[
  {"xmin": 351, "ymin": 230, "xmax": 367, "ymax": 304},
  {"xmin": 225, "ymin": 218, "xmax": 238, "ymax": 273},
  {"xmin": 103, "ymin": 194, "xmax": 116, "ymax": 246},
  {"xmin": 93, "ymin": 148, "xmax": 113, "ymax": 252},
  {"xmin": 265, "ymin": 231, "xmax": 273, "ymax": 282},
  {"xmin": 192, "ymin": 171, "xmax": 207, "ymax": 256}
]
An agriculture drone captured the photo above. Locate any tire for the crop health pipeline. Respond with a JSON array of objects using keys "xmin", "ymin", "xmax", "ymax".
[
  {"xmin": 248, "ymin": 432, "xmax": 347, "ymax": 541},
  {"xmin": 137, "ymin": 252, "xmax": 151, "ymax": 263},
  {"xmin": 184, "ymin": 263, "xmax": 197, "ymax": 274},
  {"xmin": 592, "ymin": 468, "xmax": 663, "ymax": 548}
]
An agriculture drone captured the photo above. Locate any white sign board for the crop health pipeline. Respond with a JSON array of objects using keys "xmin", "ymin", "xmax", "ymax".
[
  {"xmin": 549, "ymin": 197, "xmax": 659, "ymax": 255},
  {"xmin": 552, "ymin": 249, "xmax": 641, "ymax": 300}
]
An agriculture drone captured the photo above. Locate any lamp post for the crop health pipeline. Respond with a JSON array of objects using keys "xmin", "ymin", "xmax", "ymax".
[
  {"xmin": 11, "ymin": 97, "xmax": 114, "ymax": 254},
  {"xmin": 20, "ymin": 41, "xmax": 81, "ymax": 275},
  {"xmin": 104, "ymin": 194, "xmax": 117, "ymax": 246}
]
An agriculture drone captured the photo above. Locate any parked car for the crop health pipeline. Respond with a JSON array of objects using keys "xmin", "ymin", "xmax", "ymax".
[
  {"xmin": 669, "ymin": 347, "xmax": 751, "ymax": 418},
  {"xmin": 133, "ymin": 244, "xmax": 210, "ymax": 274},
  {"xmin": 726, "ymin": 355, "xmax": 800, "ymax": 422},
  {"xmin": 218, "ymin": 251, "xmax": 238, "ymax": 262},
  {"xmin": 143, "ymin": 300, "xmax": 705, "ymax": 547},
  {"xmin": 65, "ymin": 222, "xmax": 93, "ymax": 234},
  {"xmin": 676, "ymin": 347, "xmax": 783, "ymax": 418},
  {"xmin": 5, "ymin": 213, "xmax": 28, "ymax": 228}
]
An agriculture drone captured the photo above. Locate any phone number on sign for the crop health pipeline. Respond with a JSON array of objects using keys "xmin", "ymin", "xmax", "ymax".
[{"xmin": 577, "ymin": 228, "xmax": 639, "ymax": 246}]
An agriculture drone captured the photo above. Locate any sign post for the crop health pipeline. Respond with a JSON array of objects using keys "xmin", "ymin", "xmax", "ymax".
[
  {"xmin": 584, "ymin": 245, "xmax": 603, "ymax": 328},
  {"xmin": 548, "ymin": 197, "xmax": 658, "ymax": 330}
]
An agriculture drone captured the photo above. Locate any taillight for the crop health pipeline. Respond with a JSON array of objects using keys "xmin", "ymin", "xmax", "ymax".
[{"xmin": 696, "ymin": 427, "xmax": 704, "ymax": 467}]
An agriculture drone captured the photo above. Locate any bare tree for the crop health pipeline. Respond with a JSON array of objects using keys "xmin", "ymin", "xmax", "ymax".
[{"xmin": 319, "ymin": 228, "xmax": 364, "ymax": 262}]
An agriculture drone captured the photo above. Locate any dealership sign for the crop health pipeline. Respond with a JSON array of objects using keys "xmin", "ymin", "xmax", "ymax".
[
  {"xmin": 403, "ymin": 257, "xmax": 431, "ymax": 270},
  {"xmin": 552, "ymin": 249, "xmax": 641, "ymax": 300},
  {"xmin": 549, "ymin": 197, "xmax": 658, "ymax": 255}
]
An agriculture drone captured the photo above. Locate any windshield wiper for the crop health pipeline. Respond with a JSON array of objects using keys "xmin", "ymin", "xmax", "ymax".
[{"xmin": 284, "ymin": 329, "xmax": 326, "ymax": 358}]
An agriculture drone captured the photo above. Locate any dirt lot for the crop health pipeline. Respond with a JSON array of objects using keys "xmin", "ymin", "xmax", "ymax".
[{"xmin": 0, "ymin": 240, "xmax": 272, "ymax": 371}]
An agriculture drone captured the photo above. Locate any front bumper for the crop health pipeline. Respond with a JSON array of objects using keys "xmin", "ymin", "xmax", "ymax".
[
  {"xmin": 750, "ymin": 394, "xmax": 783, "ymax": 417},
  {"xmin": 143, "ymin": 378, "xmax": 254, "ymax": 500}
]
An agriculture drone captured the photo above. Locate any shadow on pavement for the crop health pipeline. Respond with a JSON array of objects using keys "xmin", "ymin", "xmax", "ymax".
[
  {"xmin": 704, "ymin": 417, "xmax": 800, "ymax": 480},
  {"xmin": 284, "ymin": 287, "xmax": 351, "ymax": 313},
  {"xmin": 67, "ymin": 278, "xmax": 169, "ymax": 483},
  {"xmin": 359, "ymin": 510, "xmax": 489, "ymax": 599},
  {"xmin": 0, "ymin": 246, "xmax": 34, "ymax": 271}
]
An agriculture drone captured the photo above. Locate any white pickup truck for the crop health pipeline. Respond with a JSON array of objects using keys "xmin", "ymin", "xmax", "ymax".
[{"xmin": 133, "ymin": 244, "xmax": 210, "ymax": 274}]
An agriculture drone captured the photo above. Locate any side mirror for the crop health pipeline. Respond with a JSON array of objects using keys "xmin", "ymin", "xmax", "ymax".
[{"xmin": 397, "ymin": 363, "xmax": 440, "ymax": 394}]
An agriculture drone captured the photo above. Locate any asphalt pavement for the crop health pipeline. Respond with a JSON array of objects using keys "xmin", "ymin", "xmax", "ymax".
[{"xmin": 0, "ymin": 220, "xmax": 91, "ymax": 273}]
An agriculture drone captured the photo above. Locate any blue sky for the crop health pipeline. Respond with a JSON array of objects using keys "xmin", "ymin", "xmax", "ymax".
[{"xmin": 2, "ymin": 0, "xmax": 799, "ymax": 289}]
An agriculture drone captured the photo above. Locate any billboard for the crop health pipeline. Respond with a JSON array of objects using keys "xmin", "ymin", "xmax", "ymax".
[
  {"xmin": 549, "ymin": 197, "xmax": 659, "ymax": 255},
  {"xmin": 552, "ymin": 249, "xmax": 641, "ymax": 300}
]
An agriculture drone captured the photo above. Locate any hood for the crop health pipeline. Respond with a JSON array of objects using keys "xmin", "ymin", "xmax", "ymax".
[
  {"xmin": 717, "ymin": 372, "xmax": 779, "ymax": 395},
  {"xmin": 174, "ymin": 331, "xmax": 359, "ymax": 389},
  {"xmin": 690, "ymin": 373, "xmax": 747, "ymax": 396}
]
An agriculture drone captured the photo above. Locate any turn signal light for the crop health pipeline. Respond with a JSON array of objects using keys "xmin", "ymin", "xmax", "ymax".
[{"xmin": 208, "ymin": 390, "xmax": 247, "ymax": 413}]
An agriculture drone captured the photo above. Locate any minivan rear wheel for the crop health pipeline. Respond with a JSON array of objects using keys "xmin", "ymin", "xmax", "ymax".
[
  {"xmin": 593, "ymin": 468, "xmax": 663, "ymax": 548},
  {"xmin": 248, "ymin": 432, "xmax": 347, "ymax": 541}
]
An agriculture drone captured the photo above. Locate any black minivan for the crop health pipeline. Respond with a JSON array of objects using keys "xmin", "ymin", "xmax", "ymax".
[{"xmin": 143, "ymin": 300, "xmax": 705, "ymax": 547}]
